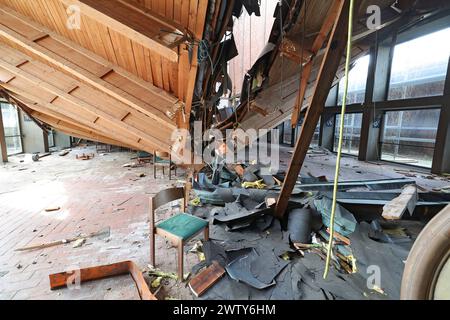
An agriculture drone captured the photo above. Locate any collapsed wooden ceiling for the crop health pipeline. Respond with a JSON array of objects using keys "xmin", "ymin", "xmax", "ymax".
[
  {"xmin": 0, "ymin": 0, "xmax": 210, "ymax": 153},
  {"xmin": 0, "ymin": 0, "xmax": 449, "ymax": 155}
]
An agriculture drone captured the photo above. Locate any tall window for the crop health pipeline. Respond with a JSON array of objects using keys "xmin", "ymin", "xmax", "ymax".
[
  {"xmin": 334, "ymin": 113, "xmax": 362, "ymax": 156},
  {"xmin": 48, "ymin": 129, "xmax": 55, "ymax": 148},
  {"xmin": 310, "ymin": 120, "xmax": 321, "ymax": 147},
  {"xmin": 1, "ymin": 103, "xmax": 22, "ymax": 155},
  {"xmin": 380, "ymin": 109, "xmax": 440, "ymax": 168},
  {"xmin": 388, "ymin": 27, "xmax": 450, "ymax": 100},
  {"xmin": 338, "ymin": 55, "xmax": 370, "ymax": 105}
]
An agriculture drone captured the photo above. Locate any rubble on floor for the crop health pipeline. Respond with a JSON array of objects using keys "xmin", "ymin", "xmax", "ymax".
[{"xmin": 184, "ymin": 159, "xmax": 450, "ymax": 300}]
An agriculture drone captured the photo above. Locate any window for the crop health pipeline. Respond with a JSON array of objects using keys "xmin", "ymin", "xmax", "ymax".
[
  {"xmin": 334, "ymin": 113, "xmax": 362, "ymax": 156},
  {"xmin": 380, "ymin": 109, "xmax": 440, "ymax": 168},
  {"xmin": 388, "ymin": 28, "xmax": 450, "ymax": 100},
  {"xmin": 48, "ymin": 130, "xmax": 55, "ymax": 148},
  {"xmin": 338, "ymin": 55, "xmax": 370, "ymax": 105},
  {"xmin": 283, "ymin": 121, "xmax": 293, "ymax": 145},
  {"xmin": 1, "ymin": 103, "xmax": 22, "ymax": 155},
  {"xmin": 310, "ymin": 120, "xmax": 321, "ymax": 147}
]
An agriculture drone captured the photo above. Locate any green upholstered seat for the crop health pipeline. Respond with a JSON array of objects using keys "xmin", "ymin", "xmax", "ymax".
[
  {"xmin": 137, "ymin": 151, "xmax": 152, "ymax": 158},
  {"xmin": 155, "ymin": 156, "xmax": 171, "ymax": 164},
  {"xmin": 156, "ymin": 214, "xmax": 208, "ymax": 240}
]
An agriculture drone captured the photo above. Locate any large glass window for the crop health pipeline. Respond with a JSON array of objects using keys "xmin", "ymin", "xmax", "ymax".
[
  {"xmin": 388, "ymin": 28, "xmax": 450, "ymax": 100},
  {"xmin": 338, "ymin": 55, "xmax": 370, "ymax": 105},
  {"xmin": 380, "ymin": 109, "xmax": 440, "ymax": 168},
  {"xmin": 1, "ymin": 103, "xmax": 22, "ymax": 155},
  {"xmin": 334, "ymin": 113, "xmax": 362, "ymax": 156}
]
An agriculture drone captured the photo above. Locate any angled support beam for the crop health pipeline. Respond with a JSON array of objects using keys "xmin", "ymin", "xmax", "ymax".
[
  {"xmin": 275, "ymin": 0, "xmax": 353, "ymax": 218},
  {"xmin": 59, "ymin": 0, "xmax": 181, "ymax": 62},
  {"xmin": 290, "ymin": 0, "xmax": 346, "ymax": 127}
]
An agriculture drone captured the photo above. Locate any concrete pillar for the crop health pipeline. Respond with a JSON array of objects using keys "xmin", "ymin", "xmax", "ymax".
[
  {"xmin": 320, "ymin": 113, "xmax": 335, "ymax": 151},
  {"xmin": 359, "ymin": 35, "xmax": 396, "ymax": 161},
  {"xmin": 432, "ymin": 58, "xmax": 450, "ymax": 174},
  {"xmin": 320, "ymin": 86, "xmax": 338, "ymax": 151}
]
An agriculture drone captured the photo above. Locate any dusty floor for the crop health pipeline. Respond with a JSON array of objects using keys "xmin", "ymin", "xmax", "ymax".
[
  {"xmin": 0, "ymin": 145, "xmax": 448, "ymax": 300},
  {"xmin": 0, "ymin": 146, "xmax": 200, "ymax": 300}
]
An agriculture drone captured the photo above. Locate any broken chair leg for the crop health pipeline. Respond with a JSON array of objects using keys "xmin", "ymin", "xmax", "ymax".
[{"xmin": 49, "ymin": 261, "xmax": 157, "ymax": 300}]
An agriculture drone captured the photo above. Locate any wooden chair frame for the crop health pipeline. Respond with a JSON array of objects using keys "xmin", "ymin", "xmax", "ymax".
[
  {"xmin": 153, "ymin": 150, "xmax": 176, "ymax": 180},
  {"xmin": 149, "ymin": 187, "xmax": 209, "ymax": 280}
]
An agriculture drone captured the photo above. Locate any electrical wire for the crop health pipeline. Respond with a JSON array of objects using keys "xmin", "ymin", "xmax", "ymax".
[{"xmin": 323, "ymin": 0, "xmax": 355, "ymax": 280}]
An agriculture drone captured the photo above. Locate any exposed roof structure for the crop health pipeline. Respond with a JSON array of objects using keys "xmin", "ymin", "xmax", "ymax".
[
  {"xmin": 0, "ymin": 0, "xmax": 449, "ymax": 155},
  {"xmin": 0, "ymin": 0, "xmax": 211, "ymax": 153}
]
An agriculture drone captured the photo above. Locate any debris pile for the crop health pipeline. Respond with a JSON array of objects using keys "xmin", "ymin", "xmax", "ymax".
[{"xmin": 184, "ymin": 160, "xmax": 450, "ymax": 300}]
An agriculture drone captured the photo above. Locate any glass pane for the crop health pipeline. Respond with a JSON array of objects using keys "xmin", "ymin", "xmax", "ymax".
[
  {"xmin": 310, "ymin": 120, "xmax": 321, "ymax": 147},
  {"xmin": 283, "ymin": 121, "xmax": 292, "ymax": 145},
  {"xmin": 1, "ymin": 103, "xmax": 23, "ymax": 155},
  {"xmin": 333, "ymin": 113, "xmax": 362, "ymax": 156},
  {"xmin": 381, "ymin": 109, "xmax": 440, "ymax": 168},
  {"xmin": 388, "ymin": 28, "xmax": 450, "ymax": 100},
  {"xmin": 1, "ymin": 103, "xmax": 21, "ymax": 136},
  {"xmin": 48, "ymin": 130, "xmax": 55, "ymax": 148},
  {"xmin": 338, "ymin": 55, "xmax": 370, "ymax": 105},
  {"xmin": 5, "ymin": 136, "xmax": 22, "ymax": 155}
]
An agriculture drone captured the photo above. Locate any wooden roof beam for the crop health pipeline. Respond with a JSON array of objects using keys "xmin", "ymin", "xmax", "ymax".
[{"xmin": 59, "ymin": 0, "xmax": 182, "ymax": 62}]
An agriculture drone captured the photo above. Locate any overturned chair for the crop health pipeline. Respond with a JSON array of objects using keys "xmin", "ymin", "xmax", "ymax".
[{"xmin": 149, "ymin": 187, "xmax": 209, "ymax": 280}]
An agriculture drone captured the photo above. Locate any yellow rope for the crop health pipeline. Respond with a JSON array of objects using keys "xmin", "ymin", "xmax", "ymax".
[{"xmin": 323, "ymin": 0, "xmax": 355, "ymax": 279}]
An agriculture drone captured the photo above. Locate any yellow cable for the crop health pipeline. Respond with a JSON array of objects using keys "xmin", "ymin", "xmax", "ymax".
[{"xmin": 323, "ymin": 0, "xmax": 355, "ymax": 279}]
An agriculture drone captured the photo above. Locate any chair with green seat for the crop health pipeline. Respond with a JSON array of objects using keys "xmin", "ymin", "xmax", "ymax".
[{"xmin": 149, "ymin": 187, "xmax": 209, "ymax": 280}]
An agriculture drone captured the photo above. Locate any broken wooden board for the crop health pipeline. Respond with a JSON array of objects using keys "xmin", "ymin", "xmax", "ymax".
[
  {"xmin": 189, "ymin": 261, "xmax": 225, "ymax": 297},
  {"xmin": 382, "ymin": 185, "xmax": 418, "ymax": 220}
]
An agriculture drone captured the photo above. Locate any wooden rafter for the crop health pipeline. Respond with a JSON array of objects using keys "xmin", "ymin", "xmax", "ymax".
[
  {"xmin": 275, "ymin": 0, "xmax": 354, "ymax": 218},
  {"xmin": 59, "ymin": 0, "xmax": 182, "ymax": 62}
]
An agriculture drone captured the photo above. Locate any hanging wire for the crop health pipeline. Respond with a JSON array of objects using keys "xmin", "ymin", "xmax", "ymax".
[
  {"xmin": 279, "ymin": 0, "xmax": 284, "ymax": 103},
  {"xmin": 323, "ymin": 0, "xmax": 355, "ymax": 280},
  {"xmin": 294, "ymin": 0, "xmax": 308, "ymax": 127}
]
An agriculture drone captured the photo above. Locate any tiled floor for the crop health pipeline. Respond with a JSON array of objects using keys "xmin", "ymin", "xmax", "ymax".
[
  {"xmin": 0, "ymin": 145, "xmax": 448, "ymax": 300},
  {"xmin": 0, "ymin": 146, "xmax": 199, "ymax": 300}
]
